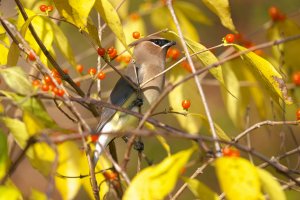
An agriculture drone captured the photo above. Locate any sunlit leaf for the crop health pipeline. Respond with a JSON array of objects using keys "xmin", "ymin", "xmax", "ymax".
[
  {"xmin": 221, "ymin": 63, "xmax": 241, "ymax": 128},
  {"xmin": 69, "ymin": 0, "xmax": 95, "ymax": 26},
  {"xmin": 184, "ymin": 36, "xmax": 224, "ymax": 85},
  {"xmin": 257, "ymin": 168, "xmax": 286, "ymax": 200},
  {"xmin": 215, "ymin": 157, "xmax": 263, "ymax": 200},
  {"xmin": 123, "ymin": 146, "xmax": 196, "ymax": 200},
  {"xmin": 174, "ymin": 1, "xmax": 213, "ymax": 25},
  {"xmin": 29, "ymin": 189, "xmax": 47, "ymax": 200},
  {"xmin": 1, "ymin": 117, "xmax": 55, "ymax": 176},
  {"xmin": 52, "ymin": 0, "xmax": 100, "ymax": 45},
  {"xmin": 267, "ymin": 19, "xmax": 300, "ymax": 71},
  {"xmin": 182, "ymin": 177, "xmax": 218, "ymax": 200},
  {"xmin": 233, "ymin": 44, "xmax": 292, "ymax": 104},
  {"xmin": 7, "ymin": 43, "xmax": 20, "ymax": 67},
  {"xmin": 202, "ymin": 0, "xmax": 236, "ymax": 32},
  {"xmin": 95, "ymin": 0, "xmax": 130, "ymax": 53},
  {"xmin": 0, "ymin": 185, "xmax": 22, "ymax": 200},
  {"xmin": 0, "ymin": 66, "xmax": 32, "ymax": 95},
  {"xmin": 0, "ymin": 130, "xmax": 9, "ymax": 180},
  {"xmin": 55, "ymin": 141, "xmax": 82, "ymax": 200},
  {"xmin": 17, "ymin": 9, "xmax": 54, "ymax": 66},
  {"xmin": 0, "ymin": 25, "xmax": 9, "ymax": 65}
]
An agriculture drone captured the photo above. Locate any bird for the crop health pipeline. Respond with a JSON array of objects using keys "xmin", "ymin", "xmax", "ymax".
[{"xmin": 93, "ymin": 37, "xmax": 176, "ymax": 165}]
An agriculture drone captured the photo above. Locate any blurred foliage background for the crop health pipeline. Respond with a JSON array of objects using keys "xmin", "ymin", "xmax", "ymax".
[{"xmin": 1, "ymin": 0, "xmax": 300, "ymax": 199}]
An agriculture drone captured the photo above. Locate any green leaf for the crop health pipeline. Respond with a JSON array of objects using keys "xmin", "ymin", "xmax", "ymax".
[
  {"xmin": 182, "ymin": 177, "xmax": 218, "ymax": 200},
  {"xmin": 257, "ymin": 168, "xmax": 286, "ymax": 200},
  {"xmin": 7, "ymin": 43, "xmax": 20, "ymax": 67},
  {"xmin": 69, "ymin": 0, "xmax": 95, "ymax": 26},
  {"xmin": 0, "ymin": 185, "xmax": 22, "ymax": 200},
  {"xmin": 0, "ymin": 66, "xmax": 32, "ymax": 95},
  {"xmin": 0, "ymin": 130, "xmax": 9, "ymax": 180},
  {"xmin": 202, "ymin": 0, "xmax": 236, "ymax": 32},
  {"xmin": 174, "ymin": 1, "xmax": 213, "ymax": 26},
  {"xmin": 215, "ymin": 157, "xmax": 263, "ymax": 200},
  {"xmin": 1, "ymin": 92, "xmax": 56, "ymax": 129},
  {"xmin": 123, "ymin": 147, "xmax": 196, "ymax": 200},
  {"xmin": 94, "ymin": 0, "xmax": 130, "ymax": 53},
  {"xmin": 233, "ymin": 44, "xmax": 292, "ymax": 104}
]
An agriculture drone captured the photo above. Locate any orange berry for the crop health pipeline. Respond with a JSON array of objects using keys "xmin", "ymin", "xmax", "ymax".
[
  {"xmin": 116, "ymin": 55, "xmax": 123, "ymax": 62},
  {"xmin": 44, "ymin": 75, "xmax": 52, "ymax": 85},
  {"xmin": 103, "ymin": 170, "xmax": 118, "ymax": 181},
  {"xmin": 90, "ymin": 135, "xmax": 99, "ymax": 142},
  {"xmin": 32, "ymin": 79, "xmax": 40, "ymax": 87},
  {"xmin": 225, "ymin": 34, "xmax": 235, "ymax": 43},
  {"xmin": 41, "ymin": 84, "xmax": 49, "ymax": 92},
  {"xmin": 296, "ymin": 109, "xmax": 300, "ymax": 120},
  {"xmin": 88, "ymin": 67, "xmax": 97, "ymax": 76},
  {"xmin": 56, "ymin": 89, "xmax": 65, "ymax": 97},
  {"xmin": 107, "ymin": 47, "xmax": 115, "ymax": 55},
  {"xmin": 39, "ymin": 4, "xmax": 47, "ymax": 12},
  {"xmin": 132, "ymin": 31, "xmax": 141, "ymax": 39},
  {"xmin": 97, "ymin": 72, "xmax": 106, "ymax": 80},
  {"xmin": 222, "ymin": 147, "xmax": 240, "ymax": 157},
  {"xmin": 51, "ymin": 69, "xmax": 60, "ymax": 78},
  {"xmin": 130, "ymin": 13, "xmax": 140, "ymax": 21},
  {"xmin": 63, "ymin": 68, "xmax": 69, "ymax": 74},
  {"xmin": 76, "ymin": 64, "xmax": 84, "ymax": 73},
  {"xmin": 269, "ymin": 6, "xmax": 285, "ymax": 21},
  {"xmin": 47, "ymin": 5, "xmax": 54, "ymax": 12},
  {"xmin": 51, "ymin": 86, "xmax": 58, "ymax": 94},
  {"xmin": 28, "ymin": 51, "xmax": 36, "ymax": 61},
  {"xmin": 169, "ymin": 48, "xmax": 180, "ymax": 60},
  {"xmin": 55, "ymin": 77, "xmax": 62, "ymax": 85},
  {"xmin": 97, "ymin": 47, "xmax": 106, "ymax": 57},
  {"xmin": 182, "ymin": 99, "xmax": 191, "ymax": 110},
  {"xmin": 76, "ymin": 81, "xmax": 81, "ymax": 87},
  {"xmin": 181, "ymin": 61, "xmax": 192, "ymax": 73},
  {"xmin": 123, "ymin": 55, "xmax": 131, "ymax": 64},
  {"xmin": 292, "ymin": 72, "xmax": 300, "ymax": 86},
  {"xmin": 109, "ymin": 49, "xmax": 117, "ymax": 59}
]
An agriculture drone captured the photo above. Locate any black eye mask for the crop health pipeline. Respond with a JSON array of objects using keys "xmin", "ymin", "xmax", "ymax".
[{"xmin": 149, "ymin": 39, "xmax": 171, "ymax": 47}]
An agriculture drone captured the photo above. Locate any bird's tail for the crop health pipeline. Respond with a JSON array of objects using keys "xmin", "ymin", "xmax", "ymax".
[{"xmin": 93, "ymin": 134, "xmax": 113, "ymax": 166}]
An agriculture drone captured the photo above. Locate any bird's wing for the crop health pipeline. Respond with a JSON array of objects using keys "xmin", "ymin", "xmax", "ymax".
[{"xmin": 96, "ymin": 75, "xmax": 136, "ymax": 132}]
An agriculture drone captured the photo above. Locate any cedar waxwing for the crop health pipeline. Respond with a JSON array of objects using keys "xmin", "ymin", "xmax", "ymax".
[{"xmin": 94, "ymin": 37, "xmax": 176, "ymax": 164}]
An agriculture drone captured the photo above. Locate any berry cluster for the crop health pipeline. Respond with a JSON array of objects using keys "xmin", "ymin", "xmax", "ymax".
[
  {"xmin": 97, "ymin": 47, "xmax": 118, "ymax": 59},
  {"xmin": 39, "ymin": 4, "xmax": 54, "ymax": 13}
]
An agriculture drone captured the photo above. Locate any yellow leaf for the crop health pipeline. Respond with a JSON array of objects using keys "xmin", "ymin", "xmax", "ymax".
[
  {"xmin": 55, "ymin": 142, "xmax": 82, "ymax": 200},
  {"xmin": 184, "ymin": 36, "xmax": 225, "ymax": 85},
  {"xmin": 202, "ymin": 0, "xmax": 236, "ymax": 32},
  {"xmin": 95, "ymin": 0, "xmax": 130, "ymax": 53},
  {"xmin": 23, "ymin": 111, "xmax": 44, "ymax": 136},
  {"xmin": 123, "ymin": 147, "xmax": 196, "ymax": 200},
  {"xmin": 257, "ymin": 168, "xmax": 286, "ymax": 200},
  {"xmin": 215, "ymin": 157, "xmax": 263, "ymax": 200},
  {"xmin": 182, "ymin": 177, "xmax": 218, "ymax": 200},
  {"xmin": 29, "ymin": 189, "xmax": 47, "ymax": 200},
  {"xmin": 0, "ymin": 185, "xmax": 22, "ymax": 200},
  {"xmin": 0, "ymin": 26, "xmax": 9, "ymax": 65},
  {"xmin": 7, "ymin": 43, "xmax": 20, "ymax": 67},
  {"xmin": 234, "ymin": 44, "xmax": 292, "ymax": 105},
  {"xmin": 69, "ymin": 0, "xmax": 95, "ymax": 26}
]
